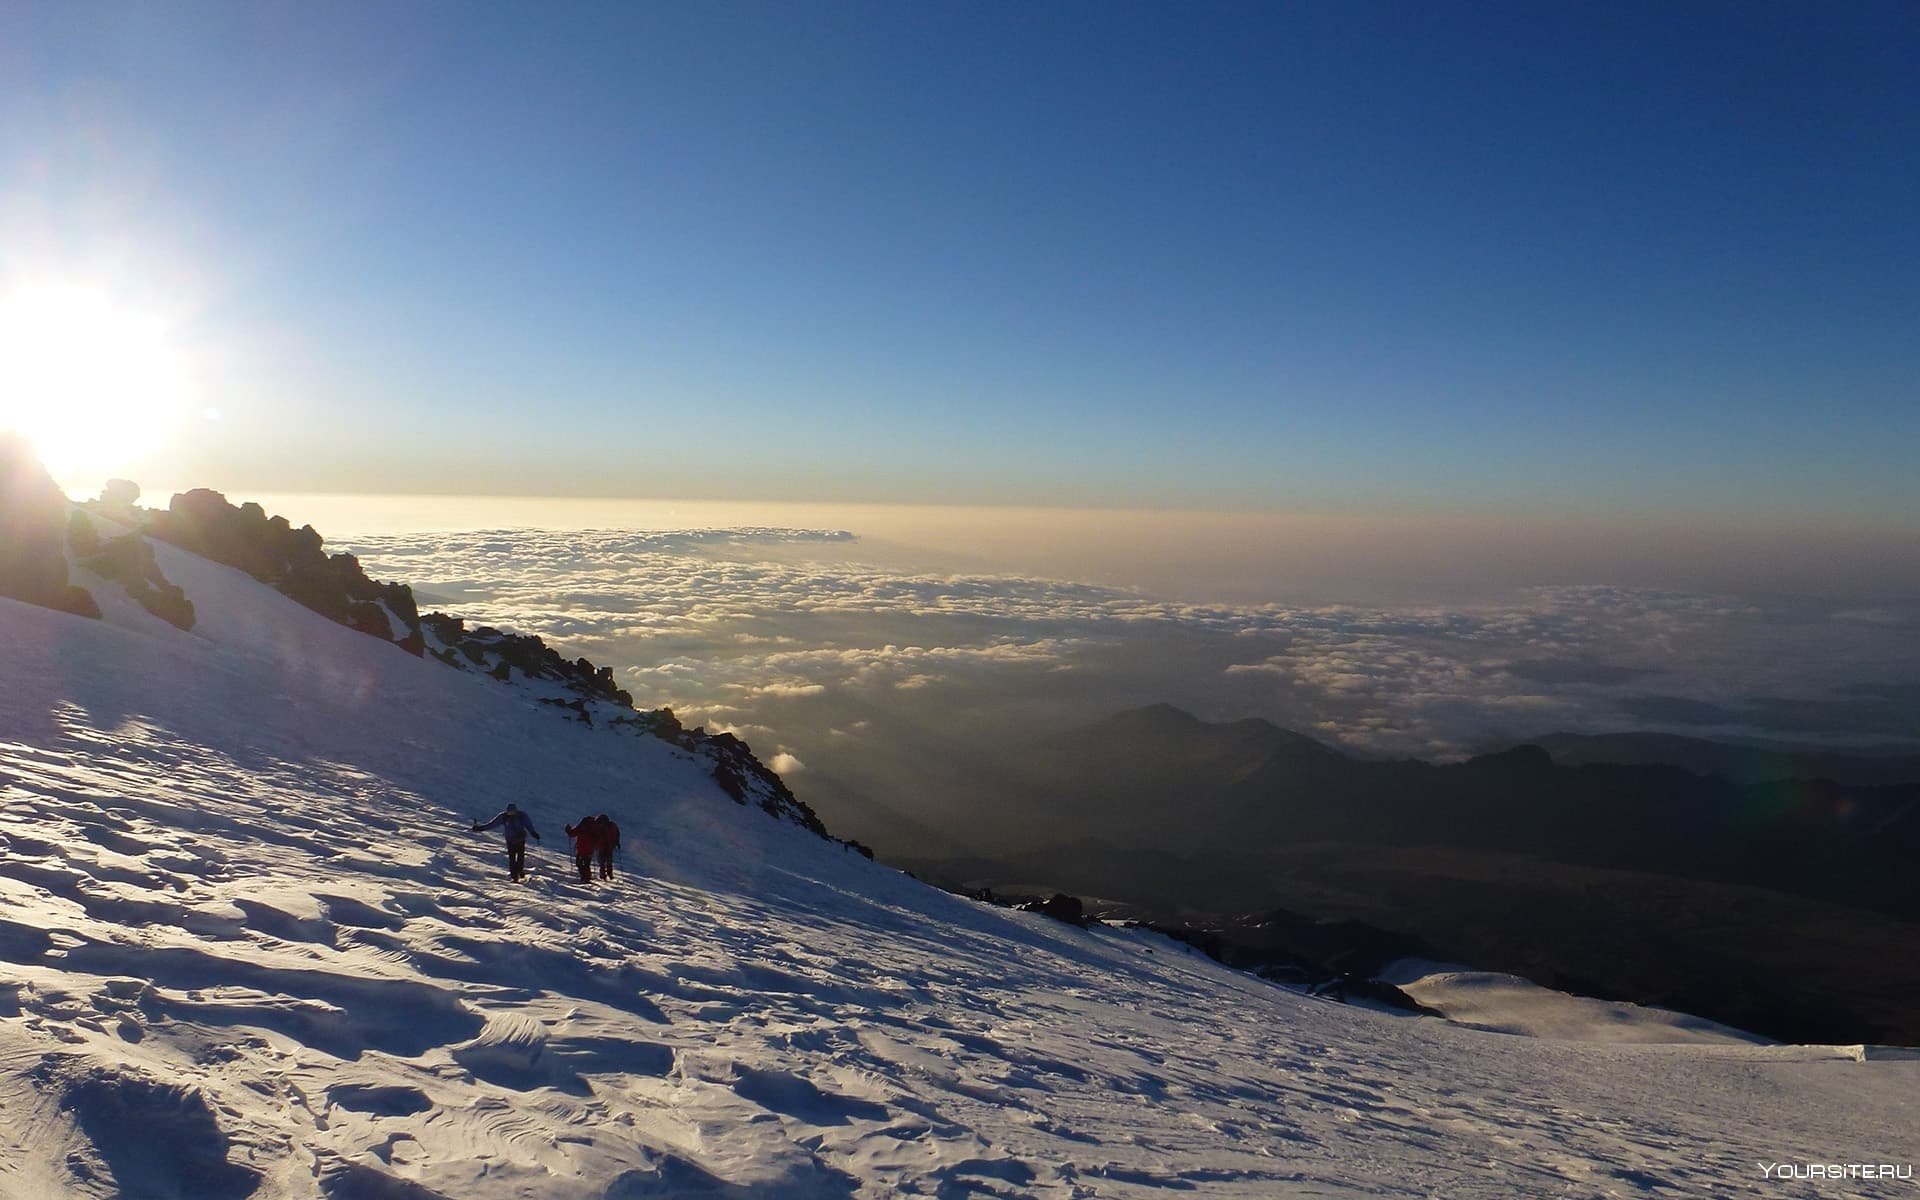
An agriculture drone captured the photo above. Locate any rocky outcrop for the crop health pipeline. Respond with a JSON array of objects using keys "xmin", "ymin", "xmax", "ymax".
[
  {"xmin": 420, "ymin": 613, "xmax": 631, "ymax": 705},
  {"xmin": 1016, "ymin": 893, "xmax": 1090, "ymax": 928},
  {"xmin": 0, "ymin": 436, "xmax": 101, "ymax": 620},
  {"xmin": 607, "ymin": 707, "xmax": 685, "ymax": 742},
  {"xmin": 147, "ymin": 489, "xmax": 423, "ymax": 655},
  {"xmin": 1305, "ymin": 974, "xmax": 1441, "ymax": 1014},
  {"xmin": 94, "ymin": 479, "xmax": 142, "ymax": 523},
  {"xmin": 699, "ymin": 729, "xmax": 830, "ymax": 838}
]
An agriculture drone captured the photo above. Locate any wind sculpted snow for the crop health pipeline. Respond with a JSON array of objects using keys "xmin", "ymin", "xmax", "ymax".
[{"xmin": 1, "ymin": 536, "xmax": 1916, "ymax": 1197}]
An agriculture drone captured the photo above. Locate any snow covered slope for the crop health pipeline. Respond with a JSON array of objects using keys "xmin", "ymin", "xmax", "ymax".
[
  {"xmin": 1376, "ymin": 960, "xmax": 1772, "ymax": 1046},
  {"xmin": 2, "ymin": 532, "xmax": 1917, "ymax": 1198}
]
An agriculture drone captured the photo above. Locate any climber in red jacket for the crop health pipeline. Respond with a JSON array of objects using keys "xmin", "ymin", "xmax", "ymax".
[
  {"xmin": 563, "ymin": 816, "xmax": 600, "ymax": 884},
  {"xmin": 595, "ymin": 813, "xmax": 621, "ymax": 880}
]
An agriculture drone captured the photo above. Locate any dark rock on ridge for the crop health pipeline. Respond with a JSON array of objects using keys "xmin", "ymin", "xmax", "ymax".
[
  {"xmin": 147, "ymin": 489, "xmax": 426, "ymax": 656},
  {"xmin": 422, "ymin": 613, "xmax": 632, "ymax": 706},
  {"xmin": 540, "ymin": 697, "xmax": 595, "ymax": 726},
  {"xmin": 699, "ymin": 729, "xmax": 830, "ymax": 838},
  {"xmin": 1016, "ymin": 893, "xmax": 1090, "ymax": 928}
]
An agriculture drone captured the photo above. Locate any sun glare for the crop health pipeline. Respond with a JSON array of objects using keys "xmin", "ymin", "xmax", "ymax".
[{"xmin": 0, "ymin": 281, "xmax": 192, "ymax": 486}]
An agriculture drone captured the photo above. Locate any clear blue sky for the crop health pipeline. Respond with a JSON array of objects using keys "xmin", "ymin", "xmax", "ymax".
[{"xmin": 3, "ymin": 1, "xmax": 1915, "ymax": 515}]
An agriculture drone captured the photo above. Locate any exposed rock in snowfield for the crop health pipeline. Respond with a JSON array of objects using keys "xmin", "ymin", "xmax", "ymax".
[{"xmin": 69, "ymin": 510, "xmax": 197, "ymax": 631}]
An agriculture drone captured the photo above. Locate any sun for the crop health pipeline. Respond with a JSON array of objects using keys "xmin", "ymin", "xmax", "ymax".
[{"xmin": 0, "ymin": 281, "xmax": 193, "ymax": 487}]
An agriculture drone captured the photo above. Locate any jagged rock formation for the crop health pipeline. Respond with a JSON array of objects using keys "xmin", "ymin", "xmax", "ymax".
[
  {"xmin": 420, "ymin": 613, "xmax": 632, "ymax": 706},
  {"xmin": 0, "ymin": 435, "xmax": 100, "ymax": 620},
  {"xmin": 701, "ymin": 729, "xmax": 829, "ymax": 837},
  {"xmin": 145, "ymin": 489, "xmax": 426, "ymax": 656}
]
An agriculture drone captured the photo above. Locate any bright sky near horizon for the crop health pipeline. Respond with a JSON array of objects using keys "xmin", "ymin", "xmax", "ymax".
[{"xmin": 1, "ymin": 2, "xmax": 1916, "ymax": 519}]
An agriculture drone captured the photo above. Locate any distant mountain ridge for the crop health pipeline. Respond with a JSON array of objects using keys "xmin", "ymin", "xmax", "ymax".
[
  {"xmin": 900, "ymin": 703, "xmax": 1920, "ymax": 1044},
  {"xmin": 820, "ymin": 702, "xmax": 1920, "ymax": 873},
  {"xmin": 1082, "ymin": 703, "xmax": 1346, "ymax": 772},
  {"xmin": 936, "ymin": 703, "xmax": 1920, "ymax": 921},
  {"xmin": 1526, "ymin": 729, "xmax": 1920, "ymax": 788}
]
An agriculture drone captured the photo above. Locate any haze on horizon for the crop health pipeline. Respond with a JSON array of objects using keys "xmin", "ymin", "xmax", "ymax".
[{"xmin": 145, "ymin": 489, "xmax": 1908, "ymax": 610}]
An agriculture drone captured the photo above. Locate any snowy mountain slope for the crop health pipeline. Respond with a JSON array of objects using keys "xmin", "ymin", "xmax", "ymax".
[
  {"xmin": 1375, "ymin": 961, "xmax": 1771, "ymax": 1046},
  {"xmin": 2, "ymin": 535, "xmax": 1917, "ymax": 1197}
]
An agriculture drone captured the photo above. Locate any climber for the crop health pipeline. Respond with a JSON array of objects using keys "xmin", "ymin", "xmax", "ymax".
[
  {"xmin": 564, "ymin": 815, "xmax": 601, "ymax": 884},
  {"xmin": 471, "ymin": 803, "xmax": 541, "ymax": 882},
  {"xmin": 595, "ymin": 813, "xmax": 621, "ymax": 880}
]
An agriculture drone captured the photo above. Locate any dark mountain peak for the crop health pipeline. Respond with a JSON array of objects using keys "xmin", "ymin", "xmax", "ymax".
[
  {"xmin": 1030, "ymin": 706, "xmax": 1352, "ymax": 811},
  {"xmin": 1103, "ymin": 702, "xmax": 1207, "ymax": 729},
  {"xmin": 1095, "ymin": 705, "xmax": 1342, "ymax": 756},
  {"xmin": 1534, "ymin": 730, "xmax": 1702, "ymax": 751},
  {"xmin": 1526, "ymin": 731, "xmax": 1920, "ymax": 789},
  {"xmin": 1463, "ymin": 743, "xmax": 1555, "ymax": 772},
  {"xmin": 1225, "ymin": 716, "xmax": 1343, "ymax": 756}
]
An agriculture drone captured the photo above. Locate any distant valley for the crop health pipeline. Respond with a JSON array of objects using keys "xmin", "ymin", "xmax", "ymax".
[{"xmin": 872, "ymin": 706, "xmax": 1920, "ymax": 1045}]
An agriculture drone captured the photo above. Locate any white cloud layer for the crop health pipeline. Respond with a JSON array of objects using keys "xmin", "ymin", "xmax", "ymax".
[{"xmin": 340, "ymin": 529, "xmax": 1920, "ymax": 761}]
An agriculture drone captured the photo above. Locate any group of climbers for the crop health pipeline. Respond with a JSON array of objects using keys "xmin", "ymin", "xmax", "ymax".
[
  {"xmin": 565, "ymin": 813, "xmax": 622, "ymax": 883},
  {"xmin": 470, "ymin": 804, "xmax": 621, "ymax": 885}
]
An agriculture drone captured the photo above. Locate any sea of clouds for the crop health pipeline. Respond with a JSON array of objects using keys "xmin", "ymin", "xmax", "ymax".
[{"xmin": 340, "ymin": 526, "xmax": 1920, "ymax": 766}]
